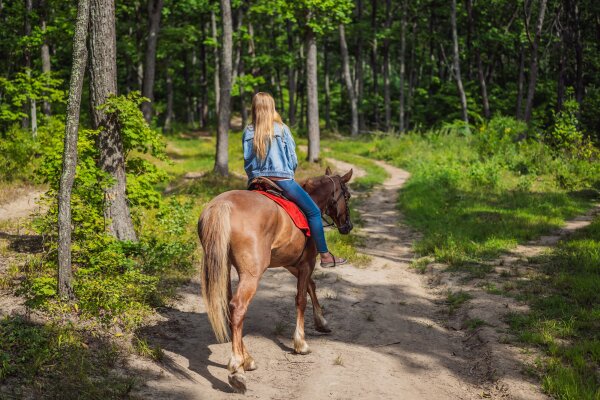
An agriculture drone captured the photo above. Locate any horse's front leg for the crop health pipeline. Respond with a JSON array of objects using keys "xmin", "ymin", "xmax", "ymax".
[{"xmin": 293, "ymin": 264, "xmax": 311, "ymax": 355}]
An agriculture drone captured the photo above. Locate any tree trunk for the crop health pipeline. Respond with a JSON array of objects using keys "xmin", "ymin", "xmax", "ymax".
[
  {"xmin": 214, "ymin": 0, "xmax": 232, "ymax": 175},
  {"xmin": 141, "ymin": 0, "xmax": 163, "ymax": 123},
  {"xmin": 306, "ymin": 28, "xmax": 319, "ymax": 162},
  {"xmin": 339, "ymin": 24, "xmax": 358, "ymax": 136},
  {"xmin": 57, "ymin": 0, "xmax": 90, "ymax": 300},
  {"xmin": 199, "ymin": 15, "xmax": 208, "ymax": 128},
  {"xmin": 89, "ymin": 0, "xmax": 137, "ymax": 241},
  {"xmin": 324, "ymin": 41, "xmax": 331, "ymax": 130},
  {"xmin": 382, "ymin": 0, "xmax": 392, "ymax": 131},
  {"xmin": 572, "ymin": 2, "xmax": 583, "ymax": 103},
  {"xmin": 451, "ymin": 0, "xmax": 469, "ymax": 125},
  {"xmin": 211, "ymin": 10, "xmax": 220, "ymax": 110},
  {"xmin": 399, "ymin": 1, "xmax": 407, "ymax": 132},
  {"xmin": 355, "ymin": 0, "xmax": 365, "ymax": 131},
  {"xmin": 370, "ymin": 0, "xmax": 379, "ymax": 129},
  {"xmin": 286, "ymin": 21, "xmax": 296, "ymax": 125},
  {"xmin": 476, "ymin": 50, "xmax": 490, "ymax": 119},
  {"xmin": 40, "ymin": 0, "xmax": 52, "ymax": 116},
  {"xmin": 524, "ymin": 0, "xmax": 548, "ymax": 123},
  {"xmin": 24, "ymin": 0, "xmax": 37, "ymax": 137},
  {"xmin": 164, "ymin": 69, "xmax": 173, "ymax": 132},
  {"xmin": 516, "ymin": 44, "xmax": 525, "ymax": 119}
]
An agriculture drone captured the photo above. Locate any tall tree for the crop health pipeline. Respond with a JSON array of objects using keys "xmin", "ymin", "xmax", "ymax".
[
  {"xmin": 40, "ymin": 0, "xmax": 52, "ymax": 116},
  {"xmin": 306, "ymin": 26, "xmax": 320, "ymax": 161},
  {"xmin": 398, "ymin": 0, "xmax": 407, "ymax": 132},
  {"xmin": 339, "ymin": 23, "xmax": 358, "ymax": 135},
  {"xmin": 141, "ymin": 0, "xmax": 164, "ymax": 123},
  {"xmin": 89, "ymin": 0, "xmax": 137, "ymax": 241},
  {"xmin": 211, "ymin": 10, "xmax": 220, "ymax": 110},
  {"xmin": 24, "ymin": 0, "xmax": 37, "ymax": 136},
  {"xmin": 451, "ymin": 0, "xmax": 469, "ymax": 125},
  {"xmin": 524, "ymin": 0, "xmax": 548, "ymax": 123},
  {"xmin": 57, "ymin": 0, "xmax": 91, "ymax": 300},
  {"xmin": 214, "ymin": 0, "xmax": 232, "ymax": 175}
]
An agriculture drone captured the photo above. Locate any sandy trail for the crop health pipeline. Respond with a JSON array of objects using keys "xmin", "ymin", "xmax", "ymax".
[{"xmin": 130, "ymin": 158, "xmax": 542, "ymax": 400}]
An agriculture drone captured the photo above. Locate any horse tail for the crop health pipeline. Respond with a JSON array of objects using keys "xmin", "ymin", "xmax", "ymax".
[{"xmin": 198, "ymin": 200, "xmax": 232, "ymax": 343}]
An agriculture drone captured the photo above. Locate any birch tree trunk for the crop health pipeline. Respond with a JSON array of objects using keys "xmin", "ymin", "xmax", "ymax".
[
  {"xmin": 398, "ymin": 1, "xmax": 406, "ymax": 132},
  {"xmin": 89, "ymin": 0, "xmax": 137, "ymax": 241},
  {"xmin": 324, "ymin": 41, "xmax": 331, "ymax": 130},
  {"xmin": 164, "ymin": 69, "xmax": 173, "ymax": 132},
  {"xmin": 24, "ymin": 0, "xmax": 37, "ymax": 137},
  {"xmin": 214, "ymin": 0, "xmax": 232, "ymax": 175},
  {"xmin": 451, "ymin": 0, "xmax": 469, "ymax": 125},
  {"xmin": 141, "ymin": 0, "xmax": 164, "ymax": 123},
  {"xmin": 40, "ymin": 0, "xmax": 52, "ymax": 116},
  {"xmin": 211, "ymin": 10, "xmax": 220, "ymax": 110},
  {"xmin": 286, "ymin": 21, "xmax": 297, "ymax": 125},
  {"xmin": 57, "ymin": 0, "xmax": 90, "ymax": 300},
  {"xmin": 306, "ymin": 27, "xmax": 320, "ymax": 162},
  {"xmin": 382, "ymin": 0, "xmax": 392, "ymax": 131},
  {"xmin": 524, "ymin": 0, "xmax": 548, "ymax": 123},
  {"xmin": 339, "ymin": 24, "xmax": 358, "ymax": 136}
]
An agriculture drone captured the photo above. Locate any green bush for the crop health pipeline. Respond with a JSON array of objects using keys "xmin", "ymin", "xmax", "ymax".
[{"xmin": 25, "ymin": 92, "xmax": 195, "ymax": 329}]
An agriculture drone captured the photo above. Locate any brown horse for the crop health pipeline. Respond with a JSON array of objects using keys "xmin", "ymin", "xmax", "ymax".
[{"xmin": 198, "ymin": 167, "xmax": 353, "ymax": 393}]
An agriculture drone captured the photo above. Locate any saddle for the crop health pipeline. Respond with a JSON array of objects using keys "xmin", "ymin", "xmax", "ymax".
[
  {"xmin": 247, "ymin": 177, "xmax": 310, "ymax": 237},
  {"xmin": 247, "ymin": 177, "xmax": 287, "ymax": 199}
]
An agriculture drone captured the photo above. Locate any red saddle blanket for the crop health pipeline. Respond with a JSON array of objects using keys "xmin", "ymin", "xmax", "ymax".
[{"xmin": 255, "ymin": 191, "xmax": 310, "ymax": 237}]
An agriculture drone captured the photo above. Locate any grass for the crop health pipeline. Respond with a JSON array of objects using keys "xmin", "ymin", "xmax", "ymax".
[
  {"xmin": 333, "ymin": 354, "xmax": 344, "ymax": 366},
  {"xmin": 446, "ymin": 290, "xmax": 473, "ymax": 314},
  {"xmin": 0, "ymin": 315, "xmax": 136, "ymax": 399},
  {"xmin": 322, "ymin": 133, "xmax": 599, "ymax": 268},
  {"xmin": 506, "ymin": 215, "xmax": 600, "ymax": 399}
]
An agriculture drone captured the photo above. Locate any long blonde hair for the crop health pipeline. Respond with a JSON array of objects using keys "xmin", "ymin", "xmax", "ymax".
[{"xmin": 251, "ymin": 92, "xmax": 283, "ymax": 159}]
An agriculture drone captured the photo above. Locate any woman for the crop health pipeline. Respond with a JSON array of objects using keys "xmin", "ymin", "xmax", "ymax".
[{"xmin": 243, "ymin": 92, "xmax": 347, "ymax": 268}]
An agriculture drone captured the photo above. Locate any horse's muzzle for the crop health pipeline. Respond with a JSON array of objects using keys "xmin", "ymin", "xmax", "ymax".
[{"xmin": 338, "ymin": 221, "xmax": 353, "ymax": 234}]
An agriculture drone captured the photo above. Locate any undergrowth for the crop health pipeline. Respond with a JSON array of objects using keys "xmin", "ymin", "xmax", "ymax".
[{"xmin": 507, "ymin": 216, "xmax": 600, "ymax": 399}]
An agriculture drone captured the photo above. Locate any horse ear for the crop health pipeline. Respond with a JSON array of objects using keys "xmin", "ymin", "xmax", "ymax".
[
  {"xmin": 341, "ymin": 169, "xmax": 353, "ymax": 183},
  {"xmin": 325, "ymin": 166, "xmax": 332, "ymax": 176}
]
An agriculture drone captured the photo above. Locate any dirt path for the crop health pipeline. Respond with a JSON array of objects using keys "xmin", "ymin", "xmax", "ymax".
[
  {"xmin": 0, "ymin": 189, "xmax": 44, "ymax": 221},
  {"xmin": 130, "ymin": 158, "xmax": 551, "ymax": 399}
]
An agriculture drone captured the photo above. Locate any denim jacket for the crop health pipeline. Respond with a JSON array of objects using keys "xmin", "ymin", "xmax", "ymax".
[{"xmin": 243, "ymin": 123, "xmax": 298, "ymax": 183}]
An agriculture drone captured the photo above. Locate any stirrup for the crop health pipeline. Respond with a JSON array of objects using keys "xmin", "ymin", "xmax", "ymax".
[{"xmin": 320, "ymin": 254, "xmax": 348, "ymax": 268}]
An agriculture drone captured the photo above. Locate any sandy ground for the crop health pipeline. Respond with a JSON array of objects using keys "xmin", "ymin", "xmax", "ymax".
[
  {"xmin": 0, "ymin": 189, "xmax": 44, "ymax": 221},
  {"xmin": 129, "ymin": 159, "xmax": 548, "ymax": 400},
  {"xmin": 5, "ymin": 158, "xmax": 595, "ymax": 399}
]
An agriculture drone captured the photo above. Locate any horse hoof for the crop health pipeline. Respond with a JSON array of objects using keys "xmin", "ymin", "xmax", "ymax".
[
  {"xmin": 293, "ymin": 342, "xmax": 311, "ymax": 355},
  {"xmin": 228, "ymin": 372, "xmax": 247, "ymax": 394},
  {"xmin": 315, "ymin": 325, "xmax": 332, "ymax": 333},
  {"xmin": 244, "ymin": 359, "xmax": 257, "ymax": 371}
]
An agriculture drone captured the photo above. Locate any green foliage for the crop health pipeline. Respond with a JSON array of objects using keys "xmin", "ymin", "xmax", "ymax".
[
  {"xmin": 0, "ymin": 316, "xmax": 135, "ymax": 398},
  {"xmin": 547, "ymin": 94, "xmax": 598, "ymax": 161},
  {"xmin": 25, "ymin": 94, "xmax": 194, "ymax": 329},
  {"xmin": 0, "ymin": 71, "xmax": 65, "ymax": 125},
  {"xmin": 325, "ymin": 123, "xmax": 599, "ymax": 266},
  {"xmin": 508, "ymin": 217, "xmax": 600, "ymax": 399}
]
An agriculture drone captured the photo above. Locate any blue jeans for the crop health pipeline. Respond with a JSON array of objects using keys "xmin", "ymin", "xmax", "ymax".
[{"xmin": 277, "ymin": 179, "xmax": 328, "ymax": 253}]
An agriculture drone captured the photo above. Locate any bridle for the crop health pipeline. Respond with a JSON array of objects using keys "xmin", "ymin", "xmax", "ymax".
[{"xmin": 321, "ymin": 175, "xmax": 351, "ymax": 230}]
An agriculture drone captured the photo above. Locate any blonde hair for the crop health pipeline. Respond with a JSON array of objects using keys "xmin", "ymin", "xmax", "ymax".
[{"xmin": 251, "ymin": 92, "xmax": 283, "ymax": 159}]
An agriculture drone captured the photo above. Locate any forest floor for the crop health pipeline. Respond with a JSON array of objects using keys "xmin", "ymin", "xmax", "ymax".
[
  {"xmin": 126, "ymin": 157, "xmax": 553, "ymax": 400},
  {"xmin": 1, "ymin": 154, "xmax": 597, "ymax": 399}
]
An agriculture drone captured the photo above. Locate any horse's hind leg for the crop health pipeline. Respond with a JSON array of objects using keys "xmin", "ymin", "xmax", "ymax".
[
  {"xmin": 228, "ymin": 278, "xmax": 256, "ymax": 372},
  {"xmin": 308, "ymin": 277, "xmax": 331, "ymax": 333},
  {"xmin": 293, "ymin": 264, "xmax": 311, "ymax": 354},
  {"xmin": 228, "ymin": 273, "xmax": 259, "ymax": 393}
]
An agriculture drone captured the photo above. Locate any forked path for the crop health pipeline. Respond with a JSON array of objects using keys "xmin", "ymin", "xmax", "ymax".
[{"xmin": 131, "ymin": 159, "xmax": 542, "ymax": 399}]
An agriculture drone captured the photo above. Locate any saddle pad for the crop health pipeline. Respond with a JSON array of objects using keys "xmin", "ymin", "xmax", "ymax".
[{"xmin": 255, "ymin": 191, "xmax": 311, "ymax": 237}]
